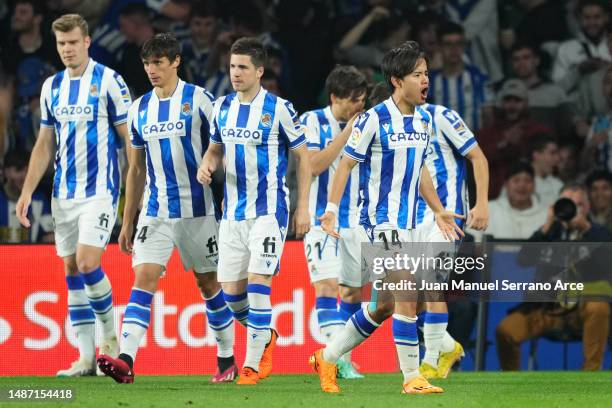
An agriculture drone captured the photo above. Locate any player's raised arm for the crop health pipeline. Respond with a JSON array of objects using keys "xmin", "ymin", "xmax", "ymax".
[
  {"xmin": 320, "ymin": 112, "xmax": 373, "ymax": 237},
  {"xmin": 465, "ymin": 146, "xmax": 489, "ymax": 230},
  {"xmin": 320, "ymin": 155, "xmax": 357, "ymax": 238},
  {"xmin": 309, "ymin": 112, "xmax": 360, "ymax": 176},
  {"xmin": 419, "ymin": 165, "xmax": 464, "ymax": 241},
  {"xmin": 16, "ymin": 126, "xmax": 55, "ymax": 228}
]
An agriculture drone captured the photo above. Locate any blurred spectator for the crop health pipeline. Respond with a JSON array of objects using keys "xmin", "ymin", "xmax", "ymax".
[
  {"xmin": 586, "ymin": 170, "xmax": 612, "ymax": 230},
  {"xmin": 229, "ymin": 0, "xmax": 281, "ymax": 51},
  {"xmin": 582, "ymin": 65, "xmax": 612, "ymax": 173},
  {"xmin": 497, "ymin": 183, "xmax": 611, "ymax": 371},
  {"xmin": 437, "ymin": 0, "xmax": 503, "ymax": 82},
  {"xmin": 479, "ymin": 79, "xmax": 551, "ymax": 197},
  {"xmin": 469, "ymin": 162, "xmax": 547, "ymax": 240},
  {"xmin": 574, "ymin": 30, "xmax": 612, "ymax": 133},
  {"xmin": 195, "ymin": 30, "xmax": 235, "ymax": 98},
  {"xmin": 530, "ymin": 134, "xmax": 563, "ymax": 207},
  {"xmin": 2, "ymin": 0, "xmax": 61, "ymax": 75},
  {"xmin": 413, "ymin": 11, "xmax": 443, "ymax": 71},
  {"xmin": 552, "ymin": 0, "xmax": 611, "ymax": 94},
  {"xmin": 428, "ymin": 22, "xmax": 492, "ymax": 131},
  {"xmin": 118, "ymin": 3, "xmax": 155, "ymax": 97},
  {"xmin": 335, "ymin": 5, "xmax": 410, "ymax": 70},
  {"xmin": 261, "ymin": 70, "xmax": 281, "ymax": 97},
  {"xmin": 514, "ymin": 0, "xmax": 569, "ymax": 55},
  {"xmin": 181, "ymin": 1, "xmax": 219, "ymax": 88},
  {"xmin": 2, "ymin": 0, "xmax": 60, "ymax": 151},
  {"xmin": 0, "ymin": 150, "xmax": 53, "ymax": 243},
  {"xmin": 89, "ymin": 0, "xmax": 190, "ymax": 69},
  {"xmin": 60, "ymin": 0, "xmax": 112, "ymax": 29},
  {"xmin": 0, "ymin": 73, "xmax": 12, "ymax": 163},
  {"xmin": 510, "ymin": 43, "xmax": 574, "ymax": 141},
  {"xmin": 557, "ymin": 141, "xmax": 580, "ymax": 182}
]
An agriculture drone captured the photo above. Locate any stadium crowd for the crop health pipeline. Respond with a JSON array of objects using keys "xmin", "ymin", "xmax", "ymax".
[{"xmin": 0, "ymin": 0, "xmax": 611, "ymax": 373}]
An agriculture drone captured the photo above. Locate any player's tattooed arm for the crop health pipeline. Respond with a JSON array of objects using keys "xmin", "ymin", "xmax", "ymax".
[
  {"xmin": 419, "ymin": 166, "xmax": 464, "ymax": 241},
  {"xmin": 320, "ymin": 155, "xmax": 357, "ymax": 239},
  {"xmin": 197, "ymin": 143, "xmax": 223, "ymax": 185},
  {"xmin": 16, "ymin": 126, "xmax": 55, "ymax": 228},
  {"xmin": 293, "ymin": 144, "xmax": 312, "ymax": 238},
  {"xmin": 119, "ymin": 148, "xmax": 147, "ymax": 254},
  {"xmin": 465, "ymin": 146, "xmax": 489, "ymax": 230},
  {"xmin": 310, "ymin": 112, "xmax": 361, "ymax": 176}
]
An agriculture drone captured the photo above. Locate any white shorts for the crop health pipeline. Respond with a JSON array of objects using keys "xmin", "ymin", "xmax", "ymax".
[
  {"xmin": 52, "ymin": 196, "xmax": 117, "ymax": 257},
  {"xmin": 304, "ymin": 227, "xmax": 340, "ymax": 283},
  {"xmin": 132, "ymin": 214, "xmax": 219, "ymax": 274},
  {"xmin": 217, "ymin": 214, "xmax": 288, "ymax": 282},
  {"xmin": 338, "ymin": 227, "xmax": 369, "ymax": 288}
]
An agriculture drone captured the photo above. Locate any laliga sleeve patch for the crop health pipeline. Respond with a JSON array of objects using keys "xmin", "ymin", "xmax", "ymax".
[{"xmin": 350, "ymin": 127, "xmax": 362, "ymax": 145}]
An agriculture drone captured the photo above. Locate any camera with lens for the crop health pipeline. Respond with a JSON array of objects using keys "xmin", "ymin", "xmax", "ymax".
[{"xmin": 553, "ymin": 197, "xmax": 577, "ymax": 222}]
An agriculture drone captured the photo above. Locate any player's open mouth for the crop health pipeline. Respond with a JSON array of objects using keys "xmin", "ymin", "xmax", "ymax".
[{"xmin": 421, "ymin": 87, "xmax": 429, "ymax": 99}]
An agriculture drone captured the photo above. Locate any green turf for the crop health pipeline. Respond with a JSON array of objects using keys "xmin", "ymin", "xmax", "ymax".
[{"xmin": 0, "ymin": 372, "xmax": 611, "ymax": 408}]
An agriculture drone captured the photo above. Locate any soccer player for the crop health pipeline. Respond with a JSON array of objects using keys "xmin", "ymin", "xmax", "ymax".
[
  {"xmin": 15, "ymin": 14, "xmax": 130, "ymax": 377},
  {"xmin": 96, "ymin": 33, "xmax": 236, "ymax": 384},
  {"xmin": 300, "ymin": 65, "xmax": 367, "ymax": 379},
  {"xmin": 415, "ymin": 103, "xmax": 489, "ymax": 379},
  {"xmin": 197, "ymin": 37, "xmax": 311, "ymax": 385},
  {"xmin": 310, "ymin": 41, "xmax": 463, "ymax": 395}
]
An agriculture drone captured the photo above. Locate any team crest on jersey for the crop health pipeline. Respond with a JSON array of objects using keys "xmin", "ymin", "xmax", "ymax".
[
  {"xmin": 260, "ymin": 112, "xmax": 272, "ymax": 128},
  {"xmin": 421, "ymin": 119, "xmax": 429, "ymax": 132},
  {"xmin": 89, "ymin": 84, "xmax": 99, "ymax": 97},
  {"xmin": 182, "ymin": 102, "xmax": 192, "ymax": 115}
]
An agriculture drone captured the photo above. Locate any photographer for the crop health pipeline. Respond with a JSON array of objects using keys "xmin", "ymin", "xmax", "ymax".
[{"xmin": 495, "ymin": 183, "xmax": 612, "ymax": 371}]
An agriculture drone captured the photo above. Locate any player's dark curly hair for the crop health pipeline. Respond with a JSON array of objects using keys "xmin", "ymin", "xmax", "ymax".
[
  {"xmin": 230, "ymin": 37, "xmax": 267, "ymax": 68},
  {"xmin": 381, "ymin": 41, "xmax": 426, "ymax": 92},
  {"xmin": 140, "ymin": 33, "xmax": 181, "ymax": 62},
  {"xmin": 325, "ymin": 65, "xmax": 368, "ymax": 103}
]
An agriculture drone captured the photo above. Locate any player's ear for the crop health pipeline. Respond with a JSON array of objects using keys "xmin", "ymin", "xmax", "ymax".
[
  {"xmin": 172, "ymin": 55, "xmax": 181, "ymax": 69},
  {"xmin": 390, "ymin": 76, "xmax": 402, "ymax": 90},
  {"xmin": 256, "ymin": 65, "xmax": 264, "ymax": 80},
  {"xmin": 84, "ymin": 36, "xmax": 91, "ymax": 49}
]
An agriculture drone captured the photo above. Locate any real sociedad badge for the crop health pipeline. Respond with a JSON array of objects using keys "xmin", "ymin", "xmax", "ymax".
[
  {"xmin": 260, "ymin": 112, "xmax": 272, "ymax": 128},
  {"xmin": 89, "ymin": 84, "xmax": 99, "ymax": 97},
  {"xmin": 181, "ymin": 102, "xmax": 191, "ymax": 115}
]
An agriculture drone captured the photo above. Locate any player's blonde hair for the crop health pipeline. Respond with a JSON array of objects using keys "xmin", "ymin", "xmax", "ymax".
[{"xmin": 52, "ymin": 14, "xmax": 89, "ymax": 37}]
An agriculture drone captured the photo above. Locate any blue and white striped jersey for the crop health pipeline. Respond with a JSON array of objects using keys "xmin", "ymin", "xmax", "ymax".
[
  {"xmin": 129, "ymin": 79, "xmax": 217, "ymax": 219},
  {"xmin": 428, "ymin": 65, "xmax": 491, "ymax": 130},
  {"xmin": 301, "ymin": 106, "xmax": 360, "ymax": 228},
  {"xmin": 40, "ymin": 58, "xmax": 131, "ymax": 201},
  {"xmin": 416, "ymin": 104, "xmax": 478, "ymax": 227},
  {"xmin": 210, "ymin": 87, "xmax": 306, "ymax": 221},
  {"xmin": 344, "ymin": 98, "xmax": 432, "ymax": 230}
]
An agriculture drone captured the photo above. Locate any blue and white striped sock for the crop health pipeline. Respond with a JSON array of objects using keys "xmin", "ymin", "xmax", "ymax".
[
  {"xmin": 81, "ymin": 267, "xmax": 115, "ymax": 340},
  {"xmin": 323, "ymin": 307, "xmax": 379, "ymax": 363},
  {"xmin": 423, "ymin": 312, "xmax": 449, "ymax": 367},
  {"xmin": 338, "ymin": 300, "xmax": 362, "ymax": 361},
  {"xmin": 244, "ymin": 284, "xmax": 272, "ymax": 370},
  {"xmin": 393, "ymin": 314, "xmax": 420, "ymax": 382},
  {"xmin": 316, "ymin": 297, "xmax": 343, "ymax": 344},
  {"xmin": 120, "ymin": 288, "xmax": 153, "ymax": 362},
  {"xmin": 66, "ymin": 275, "xmax": 96, "ymax": 361},
  {"xmin": 223, "ymin": 292, "xmax": 249, "ymax": 327},
  {"xmin": 339, "ymin": 300, "xmax": 361, "ymax": 323},
  {"xmin": 205, "ymin": 289, "xmax": 234, "ymax": 358}
]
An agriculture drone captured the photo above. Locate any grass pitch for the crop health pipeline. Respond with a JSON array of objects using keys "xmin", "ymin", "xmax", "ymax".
[{"xmin": 1, "ymin": 372, "xmax": 611, "ymax": 408}]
